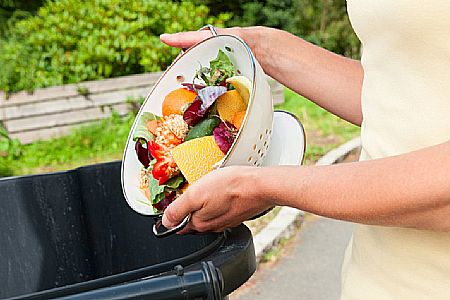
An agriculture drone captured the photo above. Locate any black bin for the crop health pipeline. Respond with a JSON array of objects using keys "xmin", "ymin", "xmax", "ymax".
[{"xmin": 0, "ymin": 161, "xmax": 256, "ymax": 299}]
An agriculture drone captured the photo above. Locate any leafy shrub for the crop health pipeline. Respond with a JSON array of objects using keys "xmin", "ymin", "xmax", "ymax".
[
  {"xmin": 0, "ymin": 0, "xmax": 43, "ymax": 37},
  {"xmin": 295, "ymin": 0, "xmax": 360, "ymax": 58},
  {"xmin": 195, "ymin": 0, "xmax": 360, "ymax": 58},
  {"xmin": 0, "ymin": 0, "xmax": 229, "ymax": 93},
  {"xmin": 190, "ymin": 0, "xmax": 296, "ymax": 30},
  {"xmin": 225, "ymin": 0, "xmax": 299, "ymax": 33}
]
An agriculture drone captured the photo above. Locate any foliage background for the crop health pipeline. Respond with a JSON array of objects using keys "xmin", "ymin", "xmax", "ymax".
[
  {"xmin": 0, "ymin": 0, "xmax": 360, "ymax": 93},
  {"xmin": 0, "ymin": 0, "xmax": 43, "ymax": 37},
  {"xmin": 192, "ymin": 0, "xmax": 360, "ymax": 58},
  {"xmin": 0, "ymin": 0, "xmax": 229, "ymax": 93},
  {"xmin": 0, "ymin": 0, "xmax": 360, "ymax": 176}
]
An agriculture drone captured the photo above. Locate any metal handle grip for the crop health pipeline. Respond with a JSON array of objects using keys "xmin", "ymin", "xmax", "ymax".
[
  {"xmin": 153, "ymin": 214, "xmax": 191, "ymax": 238},
  {"xmin": 248, "ymin": 207, "xmax": 275, "ymax": 221}
]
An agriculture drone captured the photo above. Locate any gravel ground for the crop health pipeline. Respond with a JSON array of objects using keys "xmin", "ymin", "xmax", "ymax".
[
  {"xmin": 230, "ymin": 148, "xmax": 360, "ymax": 299},
  {"xmin": 231, "ymin": 216, "xmax": 354, "ymax": 300}
]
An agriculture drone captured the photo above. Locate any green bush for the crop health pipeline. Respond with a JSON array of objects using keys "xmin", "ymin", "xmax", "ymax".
[
  {"xmin": 191, "ymin": 0, "xmax": 297, "ymax": 30},
  {"xmin": 0, "ymin": 0, "xmax": 229, "ymax": 93},
  {"xmin": 295, "ymin": 0, "xmax": 360, "ymax": 58},
  {"xmin": 195, "ymin": 0, "xmax": 360, "ymax": 58},
  {"xmin": 225, "ymin": 0, "xmax": 299, "ymax": 33},
  {"xmin": 0, "ymin": 0, "xmax": 43, "ymax": 37}
]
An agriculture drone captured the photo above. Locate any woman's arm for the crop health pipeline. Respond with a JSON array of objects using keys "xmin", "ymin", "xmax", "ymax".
[
  {"xmin": 267, "ymin": 141, "xmax": 450, "ymax": 231},
  {"xmin": 161, "ymin": 26, "xmax": 364, "ymax": 125},
  {"xmin": 163, "ymin": 141, "xmax": 450, "ymax": 232}
]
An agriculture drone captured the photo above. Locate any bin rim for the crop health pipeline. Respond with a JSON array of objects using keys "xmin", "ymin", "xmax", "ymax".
[
  {"xmin": 0, "ymin": 161, "xmax": 122, "ymax": 182},
  {"xmin": 9, "ymin": 231, "xmax": 226, "ymax": 300}
]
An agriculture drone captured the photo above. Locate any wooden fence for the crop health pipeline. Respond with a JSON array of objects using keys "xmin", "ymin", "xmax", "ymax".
[{"xmin": 0, "ymin": 72, "xmax": 284, "ymax": 144}]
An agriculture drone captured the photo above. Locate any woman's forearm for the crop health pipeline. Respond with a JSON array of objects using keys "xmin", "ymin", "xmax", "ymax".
[
  {"xmin": 242, "ymin": 27, "xmax": 364, "ymax": 125},
  {"xmin": 259, "ymin": 141, "xmax": 450, "ymax": 231}
]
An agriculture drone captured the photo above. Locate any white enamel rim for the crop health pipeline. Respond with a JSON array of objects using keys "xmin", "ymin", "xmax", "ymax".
[{"xmin": 272, "ymin": 110, "xmax": 306, "ymax": 166}]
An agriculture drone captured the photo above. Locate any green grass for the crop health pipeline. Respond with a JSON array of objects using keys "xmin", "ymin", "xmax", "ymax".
[
  {"xmin": 275, "ymin": 89, "xmax": 360, "ymax": 164},
  {"xmin": 0, "ymin": 89, "xmax": 360, "ymax": 177},
  {"xmin": 0, "ymin": 112, "xmax": 135, "ymax": 177}
]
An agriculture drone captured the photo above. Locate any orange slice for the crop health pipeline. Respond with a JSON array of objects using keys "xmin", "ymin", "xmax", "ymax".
[
  {"xmin": 226, "ymin": 76, "xmax": 252, "ymax": 105},
  {"xmin": 171, "ymin": 136, "xmax": 224, "ymax": 183},
  {"xmin": 217, "ymin": 90, "xmax": 247, "ymax": 123},
  {"xmin": 162, "ymin": 88, "xmax": 197, "ymax": 116},
  {"xmin": 232, "ymin": 110, "xmax": 246, "ymax": 129}
]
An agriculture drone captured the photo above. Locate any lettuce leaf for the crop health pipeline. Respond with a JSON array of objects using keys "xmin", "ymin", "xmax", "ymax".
[
  {"xmin": 195, "ymin": 50, "xmax": 235, "ymax": 86},
  {"xmin": 148, "ymin": 173, "xmax": 184, "ymax": 204},
  {"xmin": 209, "ymin": 49, "xmax": 235, "ymax": 84},
  {"xmin": 133, "ymin": 112, "xmax": 161, "ymax": 142}
]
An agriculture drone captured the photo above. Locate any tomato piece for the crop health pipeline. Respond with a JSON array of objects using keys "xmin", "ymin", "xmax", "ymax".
[
  {"xmin": 152, "ymin": 160, "xmax": 170, "ymax": 185},
  {"xmin": 148, "ymin": 140, "xmax": 166, "ymax": 160},
  {"xmin": 148, "ymin": 141, "xmax": 178, "ymax": 185}
]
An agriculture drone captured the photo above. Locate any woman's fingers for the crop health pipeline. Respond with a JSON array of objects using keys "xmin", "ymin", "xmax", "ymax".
[
  {"xmin": 160, "ymin": 27, "xmax": 243, "ymax": 49},
  {"xmin": 160, "ymin": 31, "xmax": 213, "ymax": 49},
  {"xmin": 161, "ymin": 198, "xmax": 190, "ymax": 228},
  {"xmin": 162, "ymin": 189, "xmax": 202, "ymax": 229}
]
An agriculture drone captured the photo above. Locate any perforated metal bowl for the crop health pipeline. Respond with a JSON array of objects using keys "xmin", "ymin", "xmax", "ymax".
[{"xmin": 121, "ymin": 26, "xmax": 274, "ymax": 236}]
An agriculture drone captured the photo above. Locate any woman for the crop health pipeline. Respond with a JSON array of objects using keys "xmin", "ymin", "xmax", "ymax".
[{"xmin": 160, "ymin": 1, "xmax": 450, "ymax": 299}]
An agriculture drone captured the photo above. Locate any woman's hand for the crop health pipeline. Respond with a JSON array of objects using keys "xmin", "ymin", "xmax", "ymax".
[
  {"xmin": 160, "ymin": 26, "xmax": 267, "ymax": 63},
  {"xmin": 162, "ymin": 166, "xmax": 273, "ymax": 233},
  {"xmin": 160, "ymin": 27, "xmax": 241, "ymax": 49}
]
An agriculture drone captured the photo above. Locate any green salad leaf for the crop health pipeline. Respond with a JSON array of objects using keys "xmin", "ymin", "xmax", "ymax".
[
  {"xmin": 196, "ymin": 66, "xmax": 211, "ymax": 86},
  {"xmin": 195, "ymin": 50, "xmax": 235, "ymax": 86},
  {"xmin": 209, "ymin": 49, "xmax": 235, "ymax": 84},
  {"xmin": 185, "ymin": 116, "xmax": 220, "ymax": 141},
  {"xmin": 148, "ymin": 172, "xmax": 184, "ymax": 204},
  {"xmin": 133, "ymin": 112, "xmax": 161, "ymax": 142}
]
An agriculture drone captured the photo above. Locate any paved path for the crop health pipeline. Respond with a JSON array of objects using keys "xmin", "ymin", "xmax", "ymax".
[{"xmin": 232, "ymin": 216, "xmax": 354, "ymax": 300}]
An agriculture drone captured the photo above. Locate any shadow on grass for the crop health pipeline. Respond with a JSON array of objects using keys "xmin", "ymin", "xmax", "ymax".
[{"xmin": 0, "ymin": 161, "xmax": 14, "ymax": 177}]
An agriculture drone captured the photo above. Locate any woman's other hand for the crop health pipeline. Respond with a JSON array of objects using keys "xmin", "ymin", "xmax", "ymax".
[{"xmin": 162, "ymin": 166, "xmax": 273, "ymax": 233}]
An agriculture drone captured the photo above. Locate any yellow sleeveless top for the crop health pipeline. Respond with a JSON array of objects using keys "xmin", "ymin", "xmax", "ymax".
[{"xmin": 342, "ymin": 1, "xmax": 450, "ymax": 299}]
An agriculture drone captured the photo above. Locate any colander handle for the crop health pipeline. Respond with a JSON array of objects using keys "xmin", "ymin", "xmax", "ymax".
[
  {"xmin": 153, "ymin": 213, "xmax": 191, "ymax": 238},
  {"xmin": 180, "ymin": 24, "xmax": 218, "ymax": 54},
  {"xmin": 248, "ymin": 207, "xmax": 275, "ymax": 221}
]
